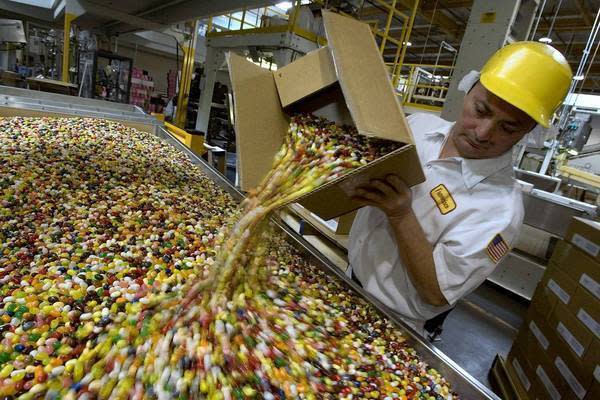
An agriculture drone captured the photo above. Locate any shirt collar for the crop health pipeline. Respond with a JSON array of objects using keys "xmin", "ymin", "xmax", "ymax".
[{"xmin": 423, "ymin": 121, "xmax": 513, "ymax": 190}]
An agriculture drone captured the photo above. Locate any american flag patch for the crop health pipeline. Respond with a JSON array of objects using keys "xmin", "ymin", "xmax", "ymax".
[{"xmin": 487, "ymin": 233, "xmax": 509, "ymax": 263}]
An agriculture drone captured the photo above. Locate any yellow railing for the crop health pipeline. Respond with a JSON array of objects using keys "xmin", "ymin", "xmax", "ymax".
[
  {"xmin": 205, "ymin": 0, "xmax": 420, "ymax": 82},
  {"xmin": 389, "ymin": 63, "xmax": 455, "ymax": 111},
  {"xmin": 206, "ymin": 1, "xmax": 326, "ymax": 46}
]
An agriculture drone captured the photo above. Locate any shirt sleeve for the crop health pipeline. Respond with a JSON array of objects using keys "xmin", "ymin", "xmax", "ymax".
[{"xmin": 432, "ymin": 194, "xmax": 524, "ymax": 306}]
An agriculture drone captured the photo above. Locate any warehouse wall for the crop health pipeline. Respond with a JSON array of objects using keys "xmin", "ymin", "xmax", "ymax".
[{"xmin": 115, "ymin": 44, "xmax": 178, "ymax": 95}]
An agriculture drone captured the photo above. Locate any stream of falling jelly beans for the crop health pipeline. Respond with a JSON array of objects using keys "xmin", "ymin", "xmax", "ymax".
[{"xmin": 0, "ymin": 115, "xmax": 457, "ymax": 400}]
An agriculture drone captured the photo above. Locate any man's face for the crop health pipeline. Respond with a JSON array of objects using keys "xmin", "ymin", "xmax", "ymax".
[{"xmin": 450, "ymin": 83, "xmax": 536, "ymax": 159}]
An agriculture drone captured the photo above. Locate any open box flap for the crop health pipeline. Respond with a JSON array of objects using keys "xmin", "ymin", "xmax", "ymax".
[
  {"xmin": 321, "ymin": 10, "xmax": 414, "ymax": 145},
  {"xmin": 227, "ymin": 52, "xmax": 289, "ymax": 191},
  {"xmin": 273, "ymin": 46, "xmax": 338, "ymax": 108}
]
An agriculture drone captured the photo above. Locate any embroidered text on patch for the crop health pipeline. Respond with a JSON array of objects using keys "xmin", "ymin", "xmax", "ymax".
[
  {"xmin": 430, "ymin": 184, "xmax": 456, "ymax": 215},
  {"xmin": 487, "ymin": 233, "xmax": 509, "ymax": 263}
]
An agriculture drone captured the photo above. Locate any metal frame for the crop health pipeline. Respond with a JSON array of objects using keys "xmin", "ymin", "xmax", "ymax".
[
  {"xmin": 0, "ymin": 90, "xmax": 498, "ymax": 400},
  {"xmin": 91, "ymin": 50, "xmax": 133, "ymax": 104}
]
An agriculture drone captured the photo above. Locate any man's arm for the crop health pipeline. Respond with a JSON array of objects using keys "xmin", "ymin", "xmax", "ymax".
[{"xmin": 352, "ymin": 175, "xmax": 448, "ymax": 307}]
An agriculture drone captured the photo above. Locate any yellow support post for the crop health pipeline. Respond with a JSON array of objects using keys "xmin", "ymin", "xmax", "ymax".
[
  {"xmin": 379, "ymin": 0, "xmax": 397, "ymax": 53},
  {"xmin": 174, "ymin": 20, "xmax": 200, "ymax": 129},
  {"xmin": 61, "ymin": 12, "xmax": 76, "ymax": 83},
  {"xmin": 394, "ymin": 0, "xmax": 419, "ymax": 85}
]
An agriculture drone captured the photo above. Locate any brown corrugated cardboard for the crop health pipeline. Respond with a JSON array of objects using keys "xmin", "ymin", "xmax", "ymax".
[
  {"xmin": 565, "ymin": 217, "xmax": 600, "ymax": 263},
  {"xmin": 550, "ymin": 302, "xmax": 595, "ymax": 362},
  {"xmin": 582, "ymin": 340, "xmax": 600, "ymax": 376},
  {"xmin": 570, "ymin": 289, "xmax": 600, "ymax": 341},
  {"xmin": 530, "ymin": 282, "xmax": 557, "ymax": 321},
  {"xmin": 274, "ymin": 46, "xmax": 338, "ymax": 108},
  {"xmin": 532, "ymin": 350, "xmax": 569, "ymax": 399},
  {"xmin": 583, "ymin": 366, "xmax": 600, "ymax": 400},
  {"xmin": 534, "ymin": 263, "xmax": 579, "ymax": 311},
  {"xmin": 553, "ymin": 354, "xmax": 589, "ymax": 399},
  {"xmin": 227, "ymin": 52, "xmax": 289, "ymax": 192},
  {"xmin": 550, "ymin": 241, "xmax": 600, "ymax": 302},
  {"xmin": 228, "ymin": 11, "xmax": 425, "ymax": 220},
  {"xmin": 517, "ymin": 301, "xmax": 552, "ymax": 352},
  {"xmin": 507, "ymin": 344, "xmax": 535, "ymax": 398},
  {"xmin": 335, "ymin": 211, "xmax": 357, "ymax": 235},
  {"xmin": 320, "ymin": 11, "xmax": 414, "ymax": 143}
]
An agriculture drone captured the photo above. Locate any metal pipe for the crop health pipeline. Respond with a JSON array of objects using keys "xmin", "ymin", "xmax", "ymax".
[
  {"xmin": 559, "ymin": 6, "xmax": 600, "ymax": 127},
  {"xmin": 529, "ymin": 0, "xmax": 547, "ymax": 40}
]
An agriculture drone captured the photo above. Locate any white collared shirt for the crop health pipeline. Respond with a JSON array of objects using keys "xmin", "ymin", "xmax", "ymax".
[{"xmin": 348, "ymin": 113, "xmax": 524, "ymax": 325}]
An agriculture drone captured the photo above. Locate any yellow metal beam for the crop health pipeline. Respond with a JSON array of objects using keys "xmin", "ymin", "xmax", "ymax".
[
  {"xmin": 392, "ymin": 0, "xmax": 419, "ymax": 86},
  {"xmin": 174, "ymin": 20, "xmax": 200, "ymax": 128},
  {"xmin": 165, "ymin": 121, "xmax": 205, "ymax": 155},
  {"xmin": 559, "ymin": 166, "xmax": 600, "ymax": 189},
  {"xmin": 61, "ymin": 12, "xmax": 76, "ymax": 83}
]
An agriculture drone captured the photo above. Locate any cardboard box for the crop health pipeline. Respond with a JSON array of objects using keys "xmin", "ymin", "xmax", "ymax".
[
  {"xmin": 507, "ymin": 344, "xmax": 536, "ymax": 398},
  {"xmin": 335, "ymin": 210, "xmax": 357, "ymax": 235},
  {"xmin": 583, "ymin": 366, "xmax": 600, "ymax": 400},
  {"xmin": 550, "ymin": 241, "xmax": 600, "ymax": 302},
  {"xmin": 582, "ymin": 340, "xmax": 600, "ymax": 376},
  {"xmin": 532, "ymin": 351, "xmax": 569, "ymax": 399},
  {"xmin": 550, "ymin": 302, "xmax": 595, "ymax": 362},
  {"xmin": 228, "ymin": 11, "xmax": 425, "ymax": 220},
  {"xmin": 524, "ymin": 314, "xmax": 553, "ymax": 352},
  {"xmin": 564, "ymin": 217, "xmax": 600, "ymax": 264},
  {"xmin": 553, "ymin": 354, "xmax": 590, "ymax": 400},
  {"xmin": 531, "ymin": 263, "xmax": 578, "ymax": 317},
  {"xmin": 569, "ymin": 288, "xmax": 600, "ymax": 341}
]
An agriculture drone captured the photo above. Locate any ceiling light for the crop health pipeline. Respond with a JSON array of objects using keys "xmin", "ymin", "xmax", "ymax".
[
  {"xmin": 403, "ymin": 41, "xmax": 412, "ymax": 47},
  {"xmin": 538, "ymin": 36, "xmax": 552, "ymax": 44},
  {"xmin": 573, "ymin": 75, "xmax": 585, "ymax": 81},
  {"xmin": 276, "ymin": 1, "xmax": 293, "ymax": 10}
]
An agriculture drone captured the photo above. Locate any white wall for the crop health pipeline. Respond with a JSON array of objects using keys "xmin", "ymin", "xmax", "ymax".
[{"xmin": 114, "ymin": 44, "xmax": 178, "ymax": 95}]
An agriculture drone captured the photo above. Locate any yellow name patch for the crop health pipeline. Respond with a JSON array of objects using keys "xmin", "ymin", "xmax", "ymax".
[{"xmin": 430, "ymin": 184, "xmax": 456, "ymax": 215}]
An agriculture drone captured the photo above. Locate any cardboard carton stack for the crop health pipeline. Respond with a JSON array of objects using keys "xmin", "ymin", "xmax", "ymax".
[
  {"xmin": 130, "ymin": 68, "xmax": 155, "ymax": 111},
  {"xmin": 506, "ymin": 217, "xmax": 600, "ymax": 399}
]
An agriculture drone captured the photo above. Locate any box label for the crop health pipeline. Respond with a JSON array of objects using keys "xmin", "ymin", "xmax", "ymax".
[
  {"xmin": 580, "ymin": 273, "xmax": 600, "ymax": 300},
  {"xmin": 512, "ymin": 358, "xmax": 531, "ymax": 391},
  {"xmin": 536, "ymin": 365, "xmax": 561, "ymax": 400},
  {"xmin": 572, "ymin": 233, "xmax": 600, "ymax": 258},
  {"xmin": 577, "ymin": 308, "xmax": 600, "ymax": 339},
  {"xmin": 529, "ymin": 320, "xmax": 550, "ymax": 350},
  {"xmin": 557, "ymin": 322, "xmax": 585, "ymax": 357},
  {"xmin": 555, "ymin": 356, "xmax": 586, "ymax": 399},
  {"xmin": 548, "ymin": 279, "xmax": 571, "ymax": 304}
]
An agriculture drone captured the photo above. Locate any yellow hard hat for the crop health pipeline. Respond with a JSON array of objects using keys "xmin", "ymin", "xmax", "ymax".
[{"xmin": 480, "ymin": 41, "xmax": 573, "ymax": 128}]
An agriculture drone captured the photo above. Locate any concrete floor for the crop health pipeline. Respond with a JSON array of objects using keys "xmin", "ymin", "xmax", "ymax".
[{"xmin": 432, "ymin": 282, "xmax": 528, "ymax": 390}]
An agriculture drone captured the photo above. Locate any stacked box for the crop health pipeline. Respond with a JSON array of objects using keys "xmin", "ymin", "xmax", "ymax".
[
  {"xmin": 506, "ymin": 217, "xmax": 600, "ymax": 399},
  {"xmin": 130, "ymin": 67, "xmax": 155, "ymax": 111}
]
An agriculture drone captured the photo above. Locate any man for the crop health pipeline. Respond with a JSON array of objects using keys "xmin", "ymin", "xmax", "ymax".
[{"xmin": 348, "ymin": 42, "xmax": 573, "ymax": 334}]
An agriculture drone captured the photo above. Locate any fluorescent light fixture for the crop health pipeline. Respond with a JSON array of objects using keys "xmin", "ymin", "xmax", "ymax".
[
  {"xmin": 276, "ymin": 1, "xmax": 294, "ymax": 10},
  {"xmin": 538, "ymin": 37, "xmax": 552, "ymax": 43},
  {"xmin": 573, "ymin": 75, "xmax": 585, "ymax": 81}
]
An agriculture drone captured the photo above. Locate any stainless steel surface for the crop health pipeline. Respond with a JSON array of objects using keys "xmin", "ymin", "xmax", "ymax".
[
  {"xmin": 0, "ymin": 97, "xmax": 499, "ymax": 399},
  {"xmin": 0, "ymin": 85, "xmax": 159, "ymax": 125},
  {"xmin": 523, "ymin": 189, "xmax": 597, "ymax": 237},
  {"xmin": 488, "ymin": 252, "xmax": 546, "ymax": 300},
  {"xmin": 514, "ymin": 168, "xmax": 561, "ymax": 192}
]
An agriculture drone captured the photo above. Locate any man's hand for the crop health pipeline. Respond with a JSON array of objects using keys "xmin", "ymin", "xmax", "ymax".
[{"xmin": 351, "ymin": 174, "xmax": 412, "ymax": 219}]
